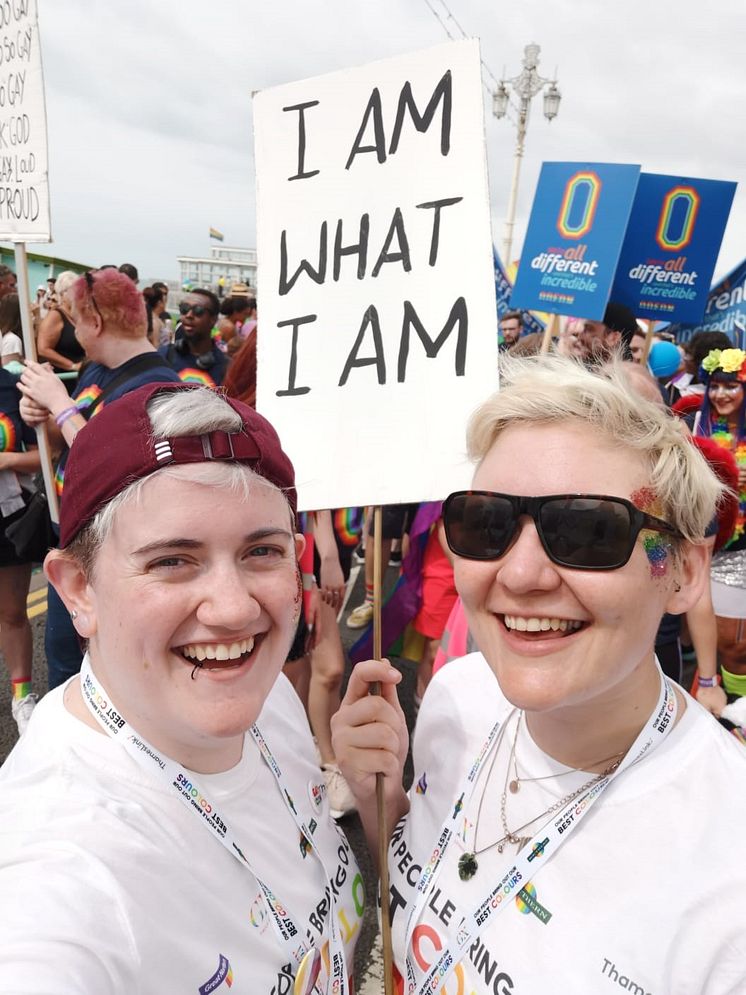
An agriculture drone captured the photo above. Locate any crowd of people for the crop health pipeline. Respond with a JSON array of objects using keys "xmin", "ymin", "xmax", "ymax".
[{"xmin": 0, "ymin": 261, "xmax": 744, "ymax": 992}]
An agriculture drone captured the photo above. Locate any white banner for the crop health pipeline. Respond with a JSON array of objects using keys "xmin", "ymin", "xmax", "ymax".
[
  {"xmin": 254, "ymin": 40, "xmax": 497, "ymax": 511},
  {"xmin": 0, "ymin": 0, "xmax": 51, "ymax": 241}
]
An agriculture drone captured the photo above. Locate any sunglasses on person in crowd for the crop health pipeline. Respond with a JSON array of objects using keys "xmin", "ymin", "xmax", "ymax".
[
  {"xmin": 443, "ymin": 491, "xmax": 683, "ymax": 571},
  {"xmin": 179, "ymin": 302, "xmax": 212, "ymax": 317}
]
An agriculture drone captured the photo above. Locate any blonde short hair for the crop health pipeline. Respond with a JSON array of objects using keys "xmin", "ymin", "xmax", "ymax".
[{"xmin": 468, "ymin": 353, "xmax": 723, "ymax": 542}]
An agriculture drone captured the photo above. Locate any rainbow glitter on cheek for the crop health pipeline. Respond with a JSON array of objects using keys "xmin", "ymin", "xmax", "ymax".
[
  {"xmin": 642, "ymin": 534, "xmax": 669, "ymax": 577},
  {"xmin": 631, "ymin": 487, "xmax": 671, "ymax": 579}
]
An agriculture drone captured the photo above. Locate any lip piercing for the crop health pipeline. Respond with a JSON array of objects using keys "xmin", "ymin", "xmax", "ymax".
[{"xmin": 191, "ymin": 661, "xmax": 203, "ymax": 681}]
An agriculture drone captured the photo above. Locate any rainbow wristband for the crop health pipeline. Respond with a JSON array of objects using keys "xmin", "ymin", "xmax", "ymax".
[{"xmin": 55, "ymin": 405, "xmax": 79, "ymax": 427}]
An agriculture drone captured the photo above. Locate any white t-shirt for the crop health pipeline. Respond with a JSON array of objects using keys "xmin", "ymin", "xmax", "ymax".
[
  {"xmin": 388, "ymin": 653, "xmax": 746, "ymax": 995},
  {"xmin": 0, "ymin": 332, "xmax": 22, "ymax": 358},
  {"xmin": 0, "ymin": 674, "xmax": 362, "ymax": 994}
]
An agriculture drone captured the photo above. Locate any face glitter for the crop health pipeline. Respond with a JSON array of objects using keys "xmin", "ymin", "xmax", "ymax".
[
  {"xmin": 631, "ymin": 487, "xmax": 672, "ymax": 578},
  {"xmin": 292, "ymin": 567, "xmax": 303, "ymax": 624}
]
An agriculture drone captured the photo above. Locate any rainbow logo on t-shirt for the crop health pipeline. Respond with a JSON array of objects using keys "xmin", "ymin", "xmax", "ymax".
[
  {"xmin": 0, "ymin": 413, "xmax": 17, "ymax": 452},
  {"xmin": 177, "ymin": 368, "xmax": 216, "ymax": 388},
  {"xmin": 74, "ymin": 384, "xmax": 104, "ymax": 416}
]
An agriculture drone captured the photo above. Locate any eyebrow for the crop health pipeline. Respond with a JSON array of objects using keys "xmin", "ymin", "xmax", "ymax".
[{"xmin": 131, "ymin": 528, "xmax": 294, "ymax": 557}]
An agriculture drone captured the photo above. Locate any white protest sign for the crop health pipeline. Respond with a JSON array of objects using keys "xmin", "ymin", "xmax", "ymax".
[
  {"xmin": 254, "ymin": 40, "xmax": 497, "ymax": 512},
  {"xmin": 0, "ymin": 0, "xmax": 50, "ymax": 241}
]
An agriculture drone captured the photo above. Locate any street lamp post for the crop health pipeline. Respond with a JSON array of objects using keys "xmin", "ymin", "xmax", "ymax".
[{"xmin": 493, "ymin": 43, "xmax": 561, "ymax": 266}]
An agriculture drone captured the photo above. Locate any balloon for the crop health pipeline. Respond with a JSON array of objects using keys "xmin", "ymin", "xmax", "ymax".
[{"xmin": 648, "ymin": 340, "xmax": 681, "ymax": 379}]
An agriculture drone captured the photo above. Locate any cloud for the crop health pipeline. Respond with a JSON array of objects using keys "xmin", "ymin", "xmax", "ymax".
[{"xmin": 21, "ymin": 0, "xmax": 745, "ymax": 284}]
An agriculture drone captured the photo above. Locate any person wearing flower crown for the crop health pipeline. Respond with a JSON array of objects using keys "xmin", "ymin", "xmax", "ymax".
[{"xmin": 692, "ymin": 347, "xmax": 746, "ymax": 718}]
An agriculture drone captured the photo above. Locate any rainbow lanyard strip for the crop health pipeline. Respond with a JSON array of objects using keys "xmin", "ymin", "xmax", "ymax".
[
  {"xmin": 403, "ymin": 673, "xmax": 677, "ymax": 995},
  {"xmin": 80, "ymin": 654, "xmax": 348, "ymax": 995}
]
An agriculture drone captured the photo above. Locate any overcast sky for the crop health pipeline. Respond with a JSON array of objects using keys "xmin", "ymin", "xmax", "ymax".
[{"xmin": 31, "ymin": 0, "xmax": 745, "ymax": 285}]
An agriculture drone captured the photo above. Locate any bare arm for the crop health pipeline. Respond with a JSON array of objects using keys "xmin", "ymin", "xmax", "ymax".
[
  {"xmin": 0, "ymin": 447, "xmax": 41, "ymax": 473},
  {"xmin": 690, "ymin": 537, "xmax": 727, "ymax": 715},
  {"xmin": 18, "ymin": 361, "xmax": 85, "ymax": 450},
  {"xmin": 313, "ymin": 509, "xmax": 346, "ymax": 607},
  {"xmin": 36, "ymin": 310, "xmax": 80, "ymax": 372}
]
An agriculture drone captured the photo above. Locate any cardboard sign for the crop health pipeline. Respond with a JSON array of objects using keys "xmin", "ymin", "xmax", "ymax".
[
  {"xmin": 0, "ymin": 0, "xmax": 51, "ymax": 241},
  {"xmin": 511, "ymin": 162, "xmax": 640, "ymax": 320},
  {"xmin": 610, "ymin": 173, "xmax": 736, "ymax": 324},
  {"xmin": 254, "ymin": 40, "xmax": 497, "ymax": 511}
]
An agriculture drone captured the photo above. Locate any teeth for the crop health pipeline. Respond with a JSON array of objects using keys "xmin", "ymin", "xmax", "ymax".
[
  {"xmin": 181, "ymin": 636, "xmax": 256, "ymax": 662},
  {"xmin": 504, "ymin": 615, "xmax": 582, "ymax": 633}
]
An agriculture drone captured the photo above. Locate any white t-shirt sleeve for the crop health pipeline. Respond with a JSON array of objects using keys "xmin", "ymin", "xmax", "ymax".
[{"xmin": 1, "ymin": 332, "xmax": 23, "ymax": 358}]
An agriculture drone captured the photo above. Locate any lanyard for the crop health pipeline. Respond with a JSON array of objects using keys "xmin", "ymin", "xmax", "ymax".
[
  {"xmin": 404, "ymin": 673, "xmax": 677, "ymax": 995},
  {"xmin": 79, "ymin": 654, "xmax": 348, "ymax": 995}
]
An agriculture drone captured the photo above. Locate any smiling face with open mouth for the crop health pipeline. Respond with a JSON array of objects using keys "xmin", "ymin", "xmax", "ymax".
[
  {"xmin": 80, "ymin": 471, "xmax": 303, "ymax": 773},
  {"xmin": 454, "ymin": 421, "xmax": 689, "ymax": 722}
]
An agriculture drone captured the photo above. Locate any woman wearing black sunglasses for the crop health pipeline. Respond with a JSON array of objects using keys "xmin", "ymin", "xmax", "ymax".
[{"xmin": 333, "ymin": 353, "xmax": 746, "ymax": 994}]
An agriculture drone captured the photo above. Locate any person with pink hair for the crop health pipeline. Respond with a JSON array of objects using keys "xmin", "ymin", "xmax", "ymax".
[{"xmin": 18, "ymin": 269, "xmax": 180, "ymax": 691}]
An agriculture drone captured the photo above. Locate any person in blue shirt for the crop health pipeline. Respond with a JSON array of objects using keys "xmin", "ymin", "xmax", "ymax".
[{"xmin": 159, "ymin": 288, "xmax": 229, "ymax": 387}]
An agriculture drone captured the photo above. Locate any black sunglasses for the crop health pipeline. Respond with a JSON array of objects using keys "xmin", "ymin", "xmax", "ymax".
[
  {"xmin": 179, "ymin": 301, "xmax": 212, "ymax": 318},
  {"xmin": 443, "ymin": 491, "xmax": 683, "ymax": 571},
  {"xmin": 84, "ymin": 271, "xmax": 104, "ymax": 323}
]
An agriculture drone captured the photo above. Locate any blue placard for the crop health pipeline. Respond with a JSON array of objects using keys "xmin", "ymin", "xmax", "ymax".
[
  {"xmin": 493, "ymin": 247, "xmax": 545, "ymax": 339},
  {"xmin": 610, "ymin": 173, "xmax": 736, "ymax": 324},
  {"xmin": 511, "ymin": 162, "xmax": 640, "ymax": 320},
  {"xmin": 664, "ymin": 256, "xmax": 746, "ymax": 349}
]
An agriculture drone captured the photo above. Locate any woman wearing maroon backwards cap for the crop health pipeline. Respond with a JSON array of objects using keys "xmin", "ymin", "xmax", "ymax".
[{"xmin": 0, "ymin": 383, "xmax": 360, "ymax": 994}]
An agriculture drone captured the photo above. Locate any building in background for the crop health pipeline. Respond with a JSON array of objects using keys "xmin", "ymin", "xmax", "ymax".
[
  {"xmin": 0, "ymin": 245, "xmax": 92, "ymax": 293},
  {"xmin": 177, "ymin": 245, "xmax": 257, "ymax": 294}
]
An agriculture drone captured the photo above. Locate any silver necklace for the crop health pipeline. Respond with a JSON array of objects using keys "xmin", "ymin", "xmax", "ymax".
[
  {"xmin": 508, "ymin": 713, "xmax": 624, "ymax": 794},
  {"xmin": 457, "ymin": 710, "xmax": 622, "ymax": 882}
]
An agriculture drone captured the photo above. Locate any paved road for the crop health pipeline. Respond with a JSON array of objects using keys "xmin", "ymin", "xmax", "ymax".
[{"xmin": 0, "ymin": 561, "xmax": 414, "ymax": 993}]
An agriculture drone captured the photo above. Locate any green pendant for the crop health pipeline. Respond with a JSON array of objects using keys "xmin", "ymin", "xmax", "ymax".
[{"xmin": 458, "ymin": 852, "xmax": 478, "ymax": 881}]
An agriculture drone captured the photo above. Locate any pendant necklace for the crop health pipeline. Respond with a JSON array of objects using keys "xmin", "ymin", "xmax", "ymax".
[
  {"xmin": 508, "ymin": 712, "xmax": 624, "ymax": 794},
  {"xmin": 458, "ymin": 710, "xmax": 623, "ymax": 882}
]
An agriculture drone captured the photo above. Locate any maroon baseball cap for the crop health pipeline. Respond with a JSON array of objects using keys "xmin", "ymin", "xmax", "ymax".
[{"xmin": 59, "ymin": 382, "xmax": 296, "ymax": 547}]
